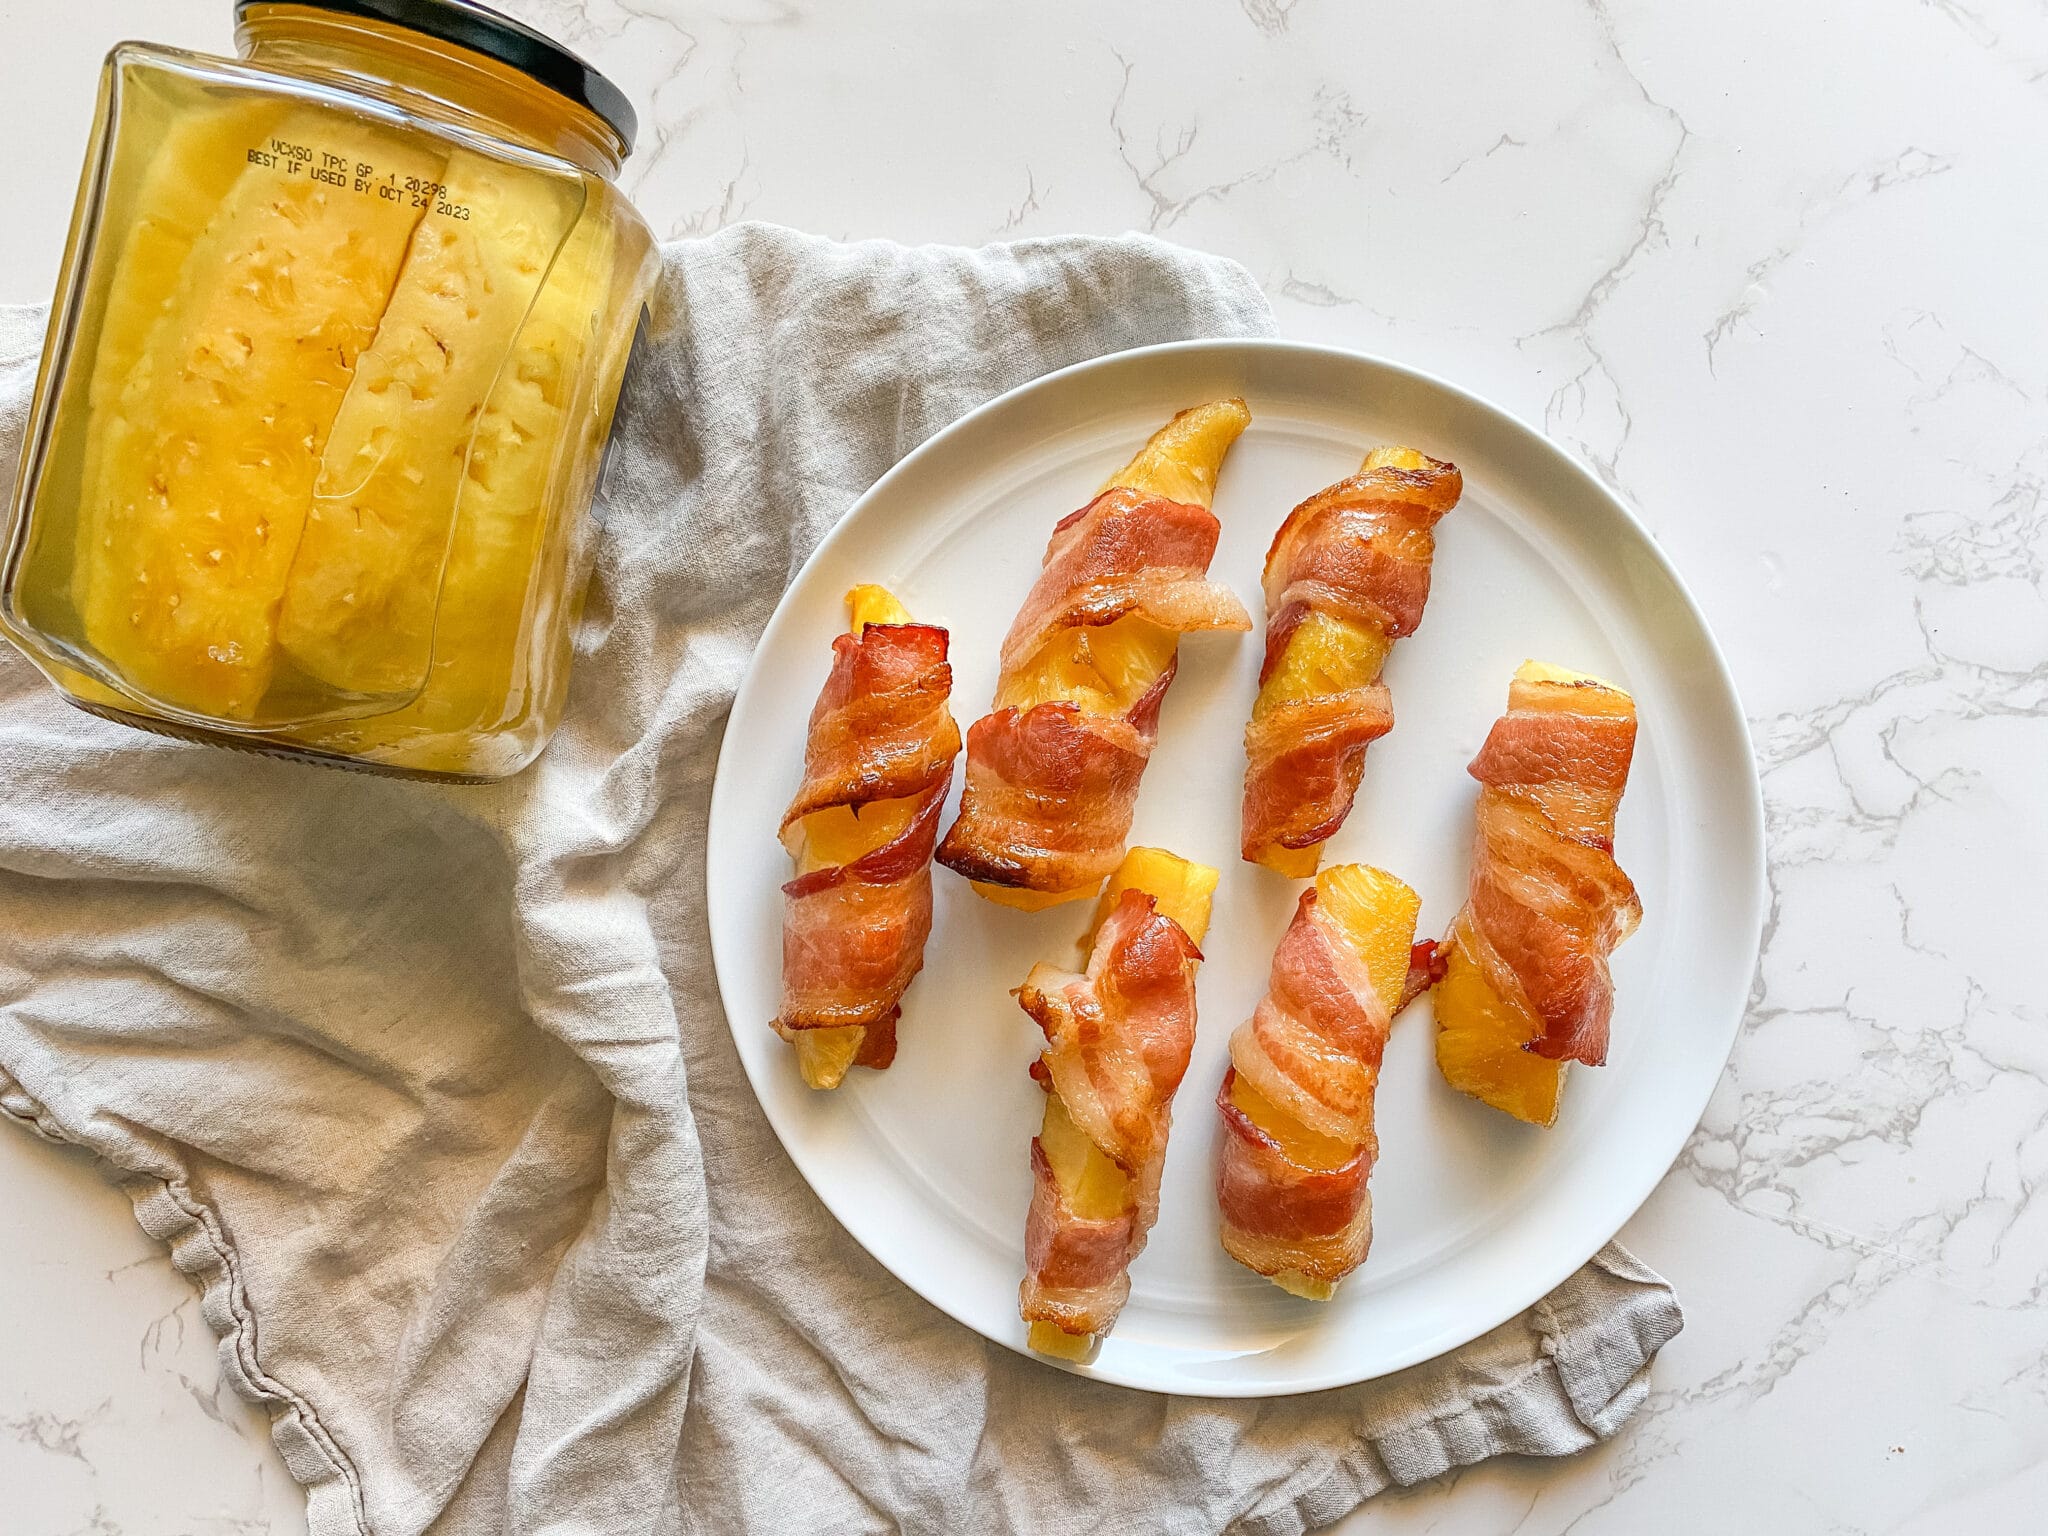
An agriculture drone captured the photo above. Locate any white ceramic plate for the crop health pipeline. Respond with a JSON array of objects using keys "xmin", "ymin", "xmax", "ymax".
[{"xmin": 706, "ymin": 339, "xmax": 1764, "ymax": 1397}]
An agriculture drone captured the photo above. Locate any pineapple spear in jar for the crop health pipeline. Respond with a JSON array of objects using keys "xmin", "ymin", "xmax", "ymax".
[{"xmin": 1, "ymin": 0, "xmax": 659, "ymax": 781}]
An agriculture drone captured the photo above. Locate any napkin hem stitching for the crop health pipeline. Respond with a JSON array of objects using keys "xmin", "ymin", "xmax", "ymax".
[{"xmin": 0, "ymin": 1072, "xmax": 371, "ymax": 1536}]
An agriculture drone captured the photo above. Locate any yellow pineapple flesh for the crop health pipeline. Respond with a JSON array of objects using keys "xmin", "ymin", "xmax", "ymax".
[
  {"xmin": 1230, "ymin": 863, "xmax": 1419, "ymax": 1298},
  {"xmin": 973, "ymin": 880, "xmax": 1099, "ymax": 912},
  {"xmin": 786, "ymin": 586, "xmax": 925, "ymax": 1090},
  {"xmin": 995, "ymin": 612, "xmax": 1178, "ymax": 718},
  {"xmin": 1271, "ymin": 1271, "xmax": 1335, "ymax": 1301},
  {"xmin": 1227, "ymin": 1073, "xmax": 1355, "ymax": 1172},
  {"xmin": 1099, "ymin": 397, "xmax": 1251, "ymax": 509},
  {"xmin": 1361, "ymin": 445, "xmax": 1430, "ymax": 473},
  {"xmin": 1084, "ymin": 845, "xmax": 1218, "ymax": 949},
  {"xmin": 74, "ymin": 97, "xmax": 287, "ymax": 586},
  {"xmin": 1229, "ymin": 863, "xmax": 1418, "ymax": 1172},
  {"xmin": 847, "ymin": 583, "xmax": 911, "ymax": 632},
  {"xmin": 77, "ymin": 111, "xmax": 443, "ymax": 719},
  {"xmin": 1032, "ymin": 846, "xmax": 1215, "ymax": 1354},
  {"xmin": 794, "ymin": 1026, "xmax": 866, "ymax": 1093},
  {"xmin": 1038, "ymin": 1089, "xmax": 1131, "ymax": 1220},
  {"xmin": 1431, "ymin": 659, "xmax": 1629, "ymax": 1127},
  {"xmin": 1433, "ymin": 937, "xmax": 1563, "ymax": 1128},
  {"xmin": 1253, "ymin": 842, "xmax": 1323, "ymax": 880},
  {"xmin": 277, "ymin": 153, "xmax": 583, "ymax": 699},
  {"xmin": 1026, "ymin": 1321, "xmax": 1097, "ymax": 1360},
  {"xmin": 1248, "ymin": 610, "xmax": 1393, "ymax": 875},
  {"xmin": 1314, "ymin": 863, "xmax": 1423, "ymax": 1014},
  {"xmin": 980, "ymin": 401, "xmax": 1248, "ymax": 911},
  {"xmin": 784, "ymin": 797, "xmax": 922, "ymax": 871},
  {"xmin": 1258, "ymin": 609, "xmax": 1392, "ymax": 717},
  {"xmin": 1508, "ymin": 657, "xmax": 1634, "ymax": 714},
  {"xmin": 291, "ymin": 210, "xmax": 618, "ymax": 768},
  {"xmin": 1244, "ymin": 446, "xmax": 1434, "ymax": 876}
]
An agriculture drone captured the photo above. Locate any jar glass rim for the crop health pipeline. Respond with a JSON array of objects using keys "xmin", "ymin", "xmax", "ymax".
[{"xmin": 232, "ymin": 0, "xmax": 637, "ymax": 150}]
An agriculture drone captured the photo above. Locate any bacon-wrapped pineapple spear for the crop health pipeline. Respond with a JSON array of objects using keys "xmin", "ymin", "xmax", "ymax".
[
  {"xmin": 1017, "ymin": 847, "xmax": 1218, "ymax": 1360},
  {"xmin": 1428, "ymin": 661, "xmax": 1641, "ymax": 1126},
  {"xmin": 938, "ymin": 403, "xmax": 1253, "ymax": 910},
  {"xmin": 1243, "ymin": 447, "xmax": 1461, "ymax": 876},
  {"xmin": 776, "ymin": 586, "xmax": 961, "ymax": 1089},
  {"xmin": 1215, "ymin": 864, "xmax": 1423, "ymax": 1298}
]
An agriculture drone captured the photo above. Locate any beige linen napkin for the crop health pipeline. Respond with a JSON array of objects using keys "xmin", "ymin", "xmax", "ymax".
[{"xmin": 0, "ymin": 223, "xmax": 1680, "ymax": 1536}]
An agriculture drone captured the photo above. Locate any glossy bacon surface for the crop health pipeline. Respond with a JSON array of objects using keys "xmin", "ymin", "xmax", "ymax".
[
  {"xmin": 1242, "ymin": 687, "xmax": 1394, "ymax": 858},
  {"xmin": 775, "ymin": 622, "xmax": 959, "ymax": 1064},
  {"xmin": 1450, "ymin": 676, "xmax": 1641, "ymax": 1067},
  {"xmin": 1260, "ymin": 455, "xmax": 1462, "ymax": 654},
  {"xmin": 1021, "ymin": 1139, "xmax": 1137, "ymax": 1335},
  {"xmin": 998, "ymin": 487, "xmax": 1252, "ymax": 675},
  {"xmin": 1241, "ymin": 452, "xmax": 1461, "ymax": 867},
  {"xmin": 940, "ymin": 404, "xmax": 1253, "ymax": 902},
  {"xmin": 1215, "ymin": 887, "xmax": 1393, "ymax": 1287},
  {"xmin": 777, "ymin": 789, "xmax": 944, "ymax": 1043},
  {"xmin": 781, "ymin": 622, "xmax": 960, "ymax": 828},
  {"xmin": 933, "ymin": 663, "xmax": 1170, "ymax": 893},
  {"xmin": 1017, "ymin": 888, "xmax": 1202, "ymax": 1339},
  {"xmin": 1214, "ymin": 1070, "xmax": 1372, "ymax": 1282}
]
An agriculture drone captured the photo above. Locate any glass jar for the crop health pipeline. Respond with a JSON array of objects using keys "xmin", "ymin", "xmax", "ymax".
[{"xmin": 1, "ymin": 1, "xmax": 659, "ymax": 780}]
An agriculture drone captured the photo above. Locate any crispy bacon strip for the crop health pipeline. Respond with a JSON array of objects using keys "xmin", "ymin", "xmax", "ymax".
[
  {"xmin": 775, "ymin": 623, "xmax": 960, "ymax": 1061},
  {"xmin": 1215, "ymin": 1072, "xmax": 1371, "ymax": 1282},
  {"xmin": 1241, "ymin": 454, "xmax": 1461, "ymax": 862},
  {"xmin": 1021, "ymin": 1139, "xmax": 1137, "ymax": 1335},
  {"xmin": 939, "ymin": 487, "xmax": 1248, "ymax": 895},
  {"xmin": 932, "ymin": 665, "xmax": 1168, "ymax": 893},
  {"xmin": 776, "ymin": 788, "xmax": 944, "ymax": 1047},
  {"xmin": 1242, "ymin": 687, "xmax": 1394, "ymax": 856},
  {"xmin": 781, "ymin": 622, "xmax": 960, "ymax": 830},
  {"xmin": 998, "ymin": 487, "xmax": 1251, "ymax": 675},
  {"xmin": 1215, "ymin": 890, "xmax": 1389, "ymax": 1286},
  {"xmin": 1016, "ymin": 889, "xmax": 1202, "ymax": 1339},
  {"xmin": 1452, "ymin": 683, "xmax": 1641, "ymax": 1065}
]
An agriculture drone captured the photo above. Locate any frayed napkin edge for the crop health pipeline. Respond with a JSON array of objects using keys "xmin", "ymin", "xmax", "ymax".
[
  {"xmin": 1, "ymin": 1067, "xmax": 372, "ymax": 1536},
  {"xmin": 1221, "ymin": 1243, "xmax": 1683, "ymax": 1536}
]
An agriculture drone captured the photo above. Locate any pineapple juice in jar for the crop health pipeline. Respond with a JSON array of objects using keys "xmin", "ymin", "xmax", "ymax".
[{"xmin": 1, "ymin": 1, "xmax": 659, "ymax": 780}]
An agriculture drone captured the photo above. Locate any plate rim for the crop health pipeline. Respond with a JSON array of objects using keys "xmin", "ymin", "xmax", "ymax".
[{"xmin": 705, "ymin": 335, "xmax": 1766, "ymax": 1397}]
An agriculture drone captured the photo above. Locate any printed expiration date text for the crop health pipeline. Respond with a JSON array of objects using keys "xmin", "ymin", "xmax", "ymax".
[{"xmin": 246, "ymin": 136, "xmax": 473, "ymax": 219}]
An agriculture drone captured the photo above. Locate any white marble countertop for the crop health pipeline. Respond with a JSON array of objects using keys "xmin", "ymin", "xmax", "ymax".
[{"xmin": 4, "ymin": 2, "xmax": 2044, "ymax": 1532}]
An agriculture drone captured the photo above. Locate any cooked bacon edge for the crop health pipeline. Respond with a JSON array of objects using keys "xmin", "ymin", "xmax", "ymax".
[
  {"xmin": 1241, "ymin": 685, "xmax": 1394, "ymax": 857},
  {"xmin": 1241, "ymin": 458, "xmax": 1460, "ymax": 860},
  {"xmin": 1215, "ymin": 1070, "xmax": 1372, "ymax": 1283},
  {"xmin": 941, "ymin": 489, "xmax": 1248, "ymax": 893},
  {"xmin": 1017, "ymin": 890, "xmax": 1201, "ymax": 1338},
  {"xmin": 935, "ymin": 667, "xmax": 1164, "ymax": 892},
  {"xmin": 1456, "ymin": 703, "xmax": 1640, "ymax": 1065},
  {"xmin": 1397, "ymin": 938, "xmax": 1449, "ymax": 1016},
  {"xmin": 998, "ymin": 487, "xmax": 1251, "ymax": 674},
  {"xmin": 776, "ymin": 785, "xmax": 945, "ymax": 1034},
  {"xmin": 775, "ymin": 623, "xmax": 959, "ymax": 1048},
  {"xmin": 1214, "ymin": 890, "xmax": 1391, "ymax": 1284},
  {"xmin": 781, "ymin": 622, "xmax": 960, "ymax": 831},
  {"xmin": 1020, "ymin": 1139, "xmax": 1137, "ymax": 1337}
]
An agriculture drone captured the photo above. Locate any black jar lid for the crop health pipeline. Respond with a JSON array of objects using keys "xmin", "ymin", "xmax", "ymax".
[{"xmin": 235, "ymin": 0, "xmax": 638, "ymax": 151}]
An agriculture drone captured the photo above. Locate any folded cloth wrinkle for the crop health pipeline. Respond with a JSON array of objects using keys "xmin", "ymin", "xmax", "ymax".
[{"xmin": 0, "ymin": 221, "xmax": 1678, "ymax": 1536}]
